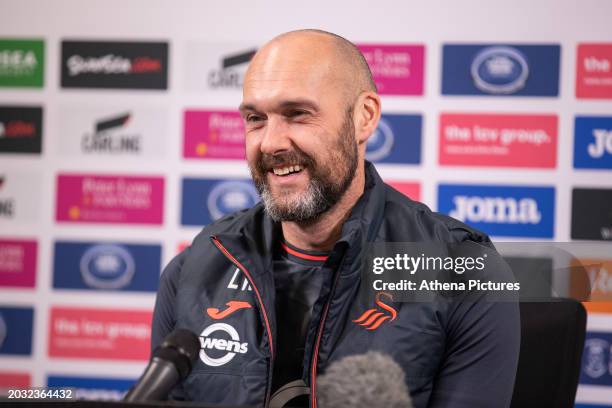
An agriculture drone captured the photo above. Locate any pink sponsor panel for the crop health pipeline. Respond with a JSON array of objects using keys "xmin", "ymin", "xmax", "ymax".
[
  {"xmin": 183, "ymin": 110, "xmax": 245, "ymax": 159},
  {"xmin": 48, "ymin": 307, "xmax": 152, "ymax": 361},
  {"xmin": 388, "ymin": 182, "xmax": 420, "ymax": 201},
  {"xmin": 0, "ymin": 239, "xmax": 36, "ymax": 288},
  {"xmin": 357, "ymin": 44, "xmax": 424, "ymax": 95},
  {"xmin": 576, "ymin": 43, "xmax": 612, "ymax": 99},
  {"xmin": 439, "ymin": 113, "xmax": 558, "ymax": 168},
  {"xmin": 55, "ymin": 174, "xmax": 164, "ymax": 225}
]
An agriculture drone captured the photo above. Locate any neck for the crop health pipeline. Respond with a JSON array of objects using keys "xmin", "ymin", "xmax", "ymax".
[{"xmin": 281, "ymin": 165, "xmax": 365, "ymax": 252}]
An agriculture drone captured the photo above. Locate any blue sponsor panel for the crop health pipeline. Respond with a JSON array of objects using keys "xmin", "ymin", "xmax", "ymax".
[
  {"xmin": 181, "ymin": 178, "xmax": 259, "ymax": 226},
  {"xmin": 0, "ymin": 306, "xmax": 33, "ymax": 356},
  {"xmin": 366, "ymin": 114, "xmax": 422, "ymax": 164},
  {"xmin": 437, "ymin": 184, "xmax": 555, "ymax": 238},
  {"xmin": 574, "ymin": 116, "xmax": 612, "ymax": 169},
  {"xmin": 53, "ymin": 241, "xmax": 161, "ymax": 292},
  {"xmin": 442, "ymin": 44, "xmax": 560, "ymax": 96},
  {"xmin": 575, "ymin": 405, "xmax": 612, "ymax": 408},
  {"xmin": 47, "ymin": 375, "xmax": 136, "ymax": 400},
  {"xmin": 580, "ymin": 331, "xmax": 612, "ymax": 387}
]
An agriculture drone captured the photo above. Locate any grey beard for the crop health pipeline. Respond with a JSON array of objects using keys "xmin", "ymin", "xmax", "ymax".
[{"xmin": 259, "ymin": 177, "xmax": 332, "ymax": 222}]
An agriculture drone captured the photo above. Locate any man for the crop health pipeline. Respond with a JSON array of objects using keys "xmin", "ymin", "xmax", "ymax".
[{"xmin": 152, "ymin": 29, "xmax": 520, "ymax": 407}]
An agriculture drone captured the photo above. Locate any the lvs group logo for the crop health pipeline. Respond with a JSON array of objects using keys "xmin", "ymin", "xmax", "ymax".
[
  {"xmin": 576, "ymin": 43, "xmax": 612, "ymax": 99},
  {"xmin": 181, "ymin": 178, "xmax": 259, "ymax": 226},
  {"xmin": 0, "ymin": 39, "xmax": 44, "ymax": 87},
  {"xmin": 61, "ymin": 41, "xmax": 168, "ymax": 90},
  {"xmin": 0, "ymin": 106, "xmax": 43, "ymax": 154},
  {"xmin": 183, "ymin": 110, "xmax": 245, "ymax": 160},
  {"xmin": 442, "ymin": 44, "xmax": 560, "ymax": 96},
  {"xmin": 438, "ymin": 184, "xmax": 555, "ymax": 238},
  {"xmin": 574, "ymin": 116, "xmax": 612, "ymax": 169},
  {"xmin": 439, "ymin": 113, "xmax": 557, "ymax": 168}
]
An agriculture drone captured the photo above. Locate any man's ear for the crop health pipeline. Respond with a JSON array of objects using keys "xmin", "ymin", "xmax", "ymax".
[{"xmin": 354, "ymin": 91, "xmax": 381, "ymax": 145}]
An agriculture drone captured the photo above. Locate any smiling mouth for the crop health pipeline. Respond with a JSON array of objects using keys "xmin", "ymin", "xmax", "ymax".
[{"xmin": 271, "ymin": 164, "xmax": 304, "ymax": 176}]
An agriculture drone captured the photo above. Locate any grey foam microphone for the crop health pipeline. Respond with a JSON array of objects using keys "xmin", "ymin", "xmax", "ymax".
[
  {"xmin": 124, "ymin": 328, "xmax": 200, "ymax": 402},
  {"xmin": 316, "ymin": 351, "xmax": 413, "ymax": 408}
]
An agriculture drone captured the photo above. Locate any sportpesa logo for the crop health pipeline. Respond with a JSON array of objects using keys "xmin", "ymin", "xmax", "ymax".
[
  {"xmin": 470, "ymin": 46, "xmax": 529, "ymax": 94},
  {"xmin": 199, "ymin": 323, "xmax": 248, "ymax": 367}
]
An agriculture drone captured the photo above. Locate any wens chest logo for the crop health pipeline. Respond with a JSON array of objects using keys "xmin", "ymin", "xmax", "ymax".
[
  {"xmin": 438, "ymin": 184, "xmax": 555, "ymax": 238},
  {"xmin": 199, "ymin": 323, "xmax": 249, "ymax": 367}
]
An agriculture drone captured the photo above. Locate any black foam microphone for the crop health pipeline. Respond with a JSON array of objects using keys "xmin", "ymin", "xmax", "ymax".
[
  {"xmin": 124, "ymin": 328, "xmax": 200, "ymax": 402},
  {"xmin": 316, "ymin": 351, "xmax": 414, "ymax": 408}
]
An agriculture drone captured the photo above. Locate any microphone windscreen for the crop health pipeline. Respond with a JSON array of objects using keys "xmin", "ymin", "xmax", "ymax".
[{"xmin": 154, "ymin": 328, "xmax": 200, "ymax": 379}]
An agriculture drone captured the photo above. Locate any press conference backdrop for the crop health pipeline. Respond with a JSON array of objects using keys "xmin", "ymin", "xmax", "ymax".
[{"xmin": 0, "ymin": 0, "xmax": 611, "ymax": 405}]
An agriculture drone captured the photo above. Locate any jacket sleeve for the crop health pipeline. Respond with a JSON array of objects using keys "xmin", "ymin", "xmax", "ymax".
[{"xmin": 427, "ymin": 250, "xmax": 520, "ymax": 408}]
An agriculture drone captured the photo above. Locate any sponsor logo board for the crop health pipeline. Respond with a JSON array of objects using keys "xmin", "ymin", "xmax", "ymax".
[
  {"xmin": 576, "ymin": 44, "xmax": 612, "ymax": 99},
  {"xmin": 47, "ymin": 375, "xmax": 135, "ymax": 401},
  {"xmin": 356, "ymin": 44, "xmax": 424, "ymax": 95},
  {"xmin": 183, "ymin": 110, "xmax": 245, "ymax": 159},
  {"xmin": 367, "ymin": 114, "xmax": 422, "ymax": 164},
  {"xmin": 581, "ymin": 331, "xmax": 612, "ymax": 386},
  {"xmin": 181, "ymin": 178, "xmax": 259, "ymax": 226},
  {"xmin": 439, "ymin": 113, "xmax": 557, "ymax": 167},
  {"xmin": 442, "ymin": 44, "xmax": 560, "ymax": 96},
  {"xmin": 53, "ymin": 241, "xmax": 161, "ymax": 292},
  {"xmin": 0, "ymin": 372, "xmax": 31, "ymax": 392},
  {"xmin": 386, "ymin": 181, "xmax": 420, "ymax": 201},
  {"xmin": 56, "ymin": 174, "xmax": 164, "ymax": 225},
  {"xmin": 58, "ymin": 106, "xmax": 166, "ymax": 157},
  {"xmin": 61, "ymin": 41, "xmax": 168, "ymax": 90},
  {"xmin": 0, "ymin": 171, "xmax": 41, "ymax": 224},
  {"xmin": 572, "ymin": 188, "xmax": 612, "ymax": 241},
  {"xmin": 48, "ymin": 307, "xmax": 151, "ymax": 360},
  {"xmin": 0, "ymin": 106, "xmax": 43, "ymax": 154},
  {"xmin": 574, "ymin": 116, "xmax": 612, "ymax": 169},
  {"xmin": 0, "ymin": 239, "xmax": 36, "ymax": 288},
  {"xmin": 438, "ymin": 184, "xmax": 555, "ymax": 238},
  {"xmin": 0, "ymin": 39, "xmax": 44, "ymax": 87},
  {"xmin": 571, "ymin": 258, "xmax": 612, "ymax": 313},
  {"xmin": 0, "ymin": 306, "xmax": 34, "ymax": 356}
]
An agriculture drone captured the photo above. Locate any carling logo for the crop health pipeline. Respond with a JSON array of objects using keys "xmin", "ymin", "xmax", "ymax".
[
  {"xmin": 181, "ymin": 178, "xmax": 259, "ymax": 226},
  {"xmin": 48, "ymin": 307, "xmax": 151, "ymax": 360},
  {"xmin": 183, "ymin": 110, "xmax": 245, "ymax": 159},
  {"xmin": 58, "ymin": 105, "xmax": 166, "ymax": 158},
  {"xmin": 199, "ymin": 323, "xmax": 248, "ymax": 367},
  {"xmin": 55, "ymin": 174, "xmax": 164, "ymax": 225},
  {"xmin": 0, "ymin": 39, "xmax": 44, "ymax": 87},
  {"xmin": 580, "ymin": 332, "xmax": 612, "ymax": 386},
  {"xmin": 574, "ymin": 116, "xmax": 612, "ymax": 169},
  {"xmin": 61, "ymin": 41, "xmax": 168, "ymax": 89},
  {"xmin": 439, "ymin": 113, "xmax": 557, "ymax": 168},
  {"xmin": 438, "ymin": 184, "xmax": 555, "ymax": 238},
  {"xmin": 387, "ymin": 181, "xmax": 420, "ymax": 202},
  {"xmin": 442, "ymin": 44, "xmax": 560, "ymax": 96},
  {"xmin": 0, "ymin": 307, "xmax": 33, "ymax": 356},
  {"xmin": 572, "ymin": 188, "xmax": 612, "ymax": 241},
  {"xmin": 366, "ymin": 114, "xmax": 422, "ymax": 164},
  {"xmin": 0, "ymin": 106, "xmax": 43, "ymax": 154},
  {"xmin": 53, "ymin": 241, "xmax": 161, "ymax": 292},
  {"xmin": 356, "ymin": 44, "xmax": 424, "ymax": 95},
  {"xmin": 576, "ymin": 44, "xmax": 612, "ymax": 99},
  {"xmin": 184, "ymin": 43, "xmax": 257, "ymax": 95},
  {"xmin": 47, "ymin": 376, "xmax": 136, "ymax": 401},
  {"xmin": 0, "ymin": 239, "xmax": 36, "ymax": 288}
]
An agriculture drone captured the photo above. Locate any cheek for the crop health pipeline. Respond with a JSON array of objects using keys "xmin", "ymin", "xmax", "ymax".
[{"xmin": 244, "ymin": 135, "xmax": 260, "ymax": 162}]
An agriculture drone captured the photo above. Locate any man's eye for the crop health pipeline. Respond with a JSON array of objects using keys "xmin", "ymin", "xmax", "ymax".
[
  {"xmin": 246, "ymin": 114, "xmax": 264, "ymax": 123},
  {"xmin": 287, "ymin": 110, "xmax": 308, "ymax": 118}
]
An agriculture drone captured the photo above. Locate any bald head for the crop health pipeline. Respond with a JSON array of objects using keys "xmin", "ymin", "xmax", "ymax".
[{"xmin": 245, "ymin": 29, "xmax": 377, "ymax": 107}]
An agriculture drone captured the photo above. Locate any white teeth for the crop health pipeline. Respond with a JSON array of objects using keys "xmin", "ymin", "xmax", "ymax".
[{"xmin": 272, "ymin": 165, "xmax": 303, "ymax": 176}]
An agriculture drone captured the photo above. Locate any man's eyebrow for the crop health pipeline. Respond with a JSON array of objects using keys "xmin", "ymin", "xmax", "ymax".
[{"xmin": 238, "ymin": 99, "xmax": 320, "ymax": 114}]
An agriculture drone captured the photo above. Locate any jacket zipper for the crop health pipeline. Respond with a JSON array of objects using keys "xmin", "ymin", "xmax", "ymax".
[
  {"xmin": 309, "ymin": 267, "xmax": 343, "ymax": 408},
  {"xmin": 211, "ymin": 236, "xmax": 275, "ymax": 407}
]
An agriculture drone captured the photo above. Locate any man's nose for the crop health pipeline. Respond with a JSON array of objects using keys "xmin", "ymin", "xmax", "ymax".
[{"xmin": 260, "ymin": 116, "xmax": 291, "ymax": 155}]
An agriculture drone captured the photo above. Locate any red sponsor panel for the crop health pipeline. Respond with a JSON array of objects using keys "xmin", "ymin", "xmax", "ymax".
[
  {"xmin": 387, "ymin": 182, "xmax": 420, "ymax": 201},
  {"xmin": 183, "ymin": 110, "xmax": 245, "ymax": 159},
  {"xmin": 55, "ymin": 174, "xmax": 164, "ymax": 225},
  {"xmin": 48, "ymin": 307, "xmax": 152, "ymax": 361},
  {"xmin": 439, "ymin": 113, "xmax": 557, "ymax": 168},
  {"xmin": 0, "ymin": 372, "xmax": 31, "ymax": 390},
  {"xmin": 576, "ymin": 43, "xmax": 612, "ymax": 99},
  {"xmin": 0, "ymin": 239, "xmax": 36, "ymax": 288}
]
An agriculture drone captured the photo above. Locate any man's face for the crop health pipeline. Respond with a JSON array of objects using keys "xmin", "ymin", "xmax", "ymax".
[{"xmin": 241, "ymin": 40, "xmax": 358, "ymax": 222}]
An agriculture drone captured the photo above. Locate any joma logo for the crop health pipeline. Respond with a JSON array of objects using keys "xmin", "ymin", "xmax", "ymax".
[{"xmin": 450, "ymin": 196, "xmax": 542, "ymax": 224}]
